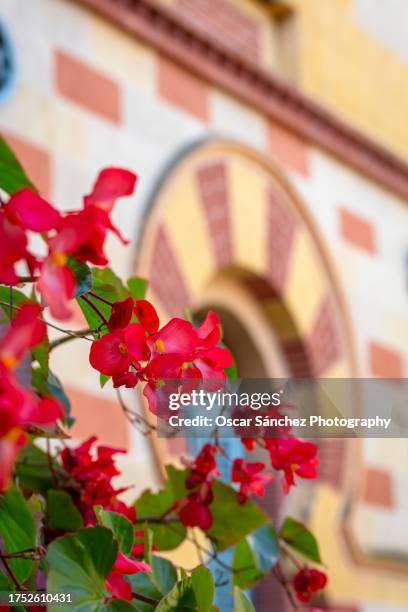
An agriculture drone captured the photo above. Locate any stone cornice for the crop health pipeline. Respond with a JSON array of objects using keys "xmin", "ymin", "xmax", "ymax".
[{"xmin": 75, "ymin": 0, "xmax": 408, "ymax": 200}]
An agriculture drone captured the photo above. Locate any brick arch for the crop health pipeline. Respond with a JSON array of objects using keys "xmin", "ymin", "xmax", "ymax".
[{"xmin": 137, "ymin": 139, "xmax": 357, "ymax": 482}]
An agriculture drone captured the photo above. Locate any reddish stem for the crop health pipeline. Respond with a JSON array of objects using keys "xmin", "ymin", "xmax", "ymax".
[
  {"xmin": 87, "ymin": 291, "xmax": 113, "ymax": 306},
  {"xmin": 80, "ymin": 295, "xmax": 109, "ymax": 328}
]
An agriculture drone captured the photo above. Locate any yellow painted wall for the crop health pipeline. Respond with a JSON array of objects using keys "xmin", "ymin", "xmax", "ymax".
[{"xmin": 158, "ymin": 0, "xmax": 408, "ymax": 159}]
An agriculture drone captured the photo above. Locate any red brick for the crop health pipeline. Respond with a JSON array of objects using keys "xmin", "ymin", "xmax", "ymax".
[
  {"xmin": 176, "ymin": 0, "xmax": 260, "ymax": 62},
  {"xmin": 281, "ymin": 339, "xmax": 314, "ymax": 377},
  {"xmin": 369, "ymin": 341, "xmax": 404, "ymax": 378},
  {"xmin": 363, "ymin": 467, "xmax": 394, "ymax": 508},
  {"xmin": 157, "ymin": 55, "xmax": 209, "ymax": 122},
  {"xmin": 2, "ymin": 131, "xmax": 51, "ymax": 198},
  {"xmin": 149, "ymin": 225, "xmax": 191, "ymax": 316},
  {"xmin": 196, "ymin": 162, "xmax": 232, "ymax": 266},
  {"xmin": 266, "ymin": 186, "xmax": 297, "ymax": 294},
  {"xmin": 268, "ymin": 121, "xmax": 310, "ymax": 176},
  {"xmin": 339, "ymin": 208, "xmax": 376, "ymax": 253},
  {"xmin": 317, "ymin": 439, "xmax": 346, "ymax": 489},
  {"xmin": 68, "ymin": 387, "xmax": 129, "ymax": 449},
  {"xmin": 308, "ymin": 297, "xmax": 340, "ymax": 375},
  {"xmin": 55, "ymin": 50, "xmax": 121, "ymax": 123}
]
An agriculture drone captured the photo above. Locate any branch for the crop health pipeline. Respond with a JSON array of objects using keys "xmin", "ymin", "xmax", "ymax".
[
  {"xmin": 132, "ymin": 591, "xmax": 160, "ymax": 605},
  {"xmin": 0, "ymin": 554, "xmax": 24, "ymax": 591},
  {"xmin": 79, "ymin": 295, "xmax": 109, "ymax": 328},
  {"xmin": 49, "ymin": 328, "xmax": 94, "ymax": 351}
]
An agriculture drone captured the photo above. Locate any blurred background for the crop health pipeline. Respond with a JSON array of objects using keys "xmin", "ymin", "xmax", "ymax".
[{"xmin": 1, "ymin": 0, "xmax": 408, "ymax": 610}]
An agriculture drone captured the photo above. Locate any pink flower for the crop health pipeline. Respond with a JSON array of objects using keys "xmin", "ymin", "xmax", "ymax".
[{"xmin": 231, "ymin": 458, "xmax": 274, "ymax": 503}]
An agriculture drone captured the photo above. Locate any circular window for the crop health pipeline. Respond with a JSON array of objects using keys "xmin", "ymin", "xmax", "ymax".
[{"xmin": 0, "ymin": 20, "xmax": 16, "ymax": 103}]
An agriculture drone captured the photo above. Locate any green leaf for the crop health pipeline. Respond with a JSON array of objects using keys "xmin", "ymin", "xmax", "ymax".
[
  {"xmin": 233, "ymin": 539, "xmax": 264, "ymax": 589},
  {"xmin": 32, "ymin": 333, "xmax": 49, "ymax": 378},
  {"xmin": 232, "ymin": 525, "xmax": 279, "ymax": 589},
  {"xmin": 67, "ymin": 257, "xmax": 92, "ymax": 297},
  {"xmin": 47, "ymin": 370, "xmax": 71, "ymax": 417},
  {"xmin": 0, "ymin": 487, "xmax": 36, "ymax": 582},
  {"xmin": 98, "ymin": 509, "xmax": 134, "ymax": 556},
  {"xmin": 248, "ymin": 524, "xmax": 279, "ymax": 572},
  {"xmin": 127, "ymin": 277, "xmax": 148, "ymax": 300},
  {"xmin": 207, "ymin": 481, "xmax": 268, "ymax": 551},
  {"xmin": 135, "ymin": 466, "xmax": 188, "ymax": 551},
  {"xmin": 191, "ymin": 566, "xmax": 214, "ymax": 612},
  {"xmin": 100, "ymin": 374, "xmax": 110, "ymax": 388},
  {"xmin": 0, "ymin": 135, "xmax": 37, "ymax": 194},
  {"xmin": 0, "ymin": 571, "xmax": 25, "ymax": 612},
  {"xmin": 105, "ymin": 600, "xmax": 138, "ymax": 611},
  {"xmin": 47, "ymin": 490, "xmax": 83, "ymax": 531},
  {"xmin": 233, "ymin": 587, "xmax": 255, "ymax": 612},
  {"xmin": 47, "ymin": 526, "xmax": 118, "ymax": 611},
  {"xmin": 155, "ymin": 578, "xmax": 196, "ymax": 612},
  {"xmin": 279, "ymin": 517, "xmax": 322, "ymax": 564},
  {"xmin": 128, "ymin": 572, "xmax": 161, "ymax": 612},
  {"xmin": 226, "ymin": 359, "xmax": 237, "ymax": 382},
  {"xmin": 14, "ymin": 442, "xmax": 57, "ymax": 494},
  {"xmin": 77, "ymin": 267, "xmax": 129, "ymax": 335},
  {"xmin": 0, "ymin": 286, "xmax": 29, "ymax": 319},
  {"xmin": 150, "ymin": 555, "xmax": 177, "ymax": 596}
]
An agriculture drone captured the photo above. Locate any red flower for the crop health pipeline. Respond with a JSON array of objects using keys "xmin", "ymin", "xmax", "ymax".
[
  {"xmin": 60, "ymin": 437, "xmax": 135, "ymax": 524},
  {"xmin": 178, "ymin": 480, "xmax": 214, "ymax": 531},
  {"xmin": 0, "ymin": 303, "xmax": 45, "ymax": 369},
  {"xmin": 0, "ymin": 428, "xmax": 26, "ymax": 492},
  {"xmin": 185, "ymin": 444, "xmax": 219, "ymax": 488},
  {"xmin": 134, "ymin": 299, "xmax": 159, "ymax": 333},
  {"xmin": 177, "ymin": 445, "xmax": 219, "ymax": 531},
  {"xmin": 106, "ymin": 551, "xmax": 150, "ymax": 601},
  {"xmin": 89, "ymin": 324, "xmax": 147, "ymax": 376},
  {"xmin": 267, "ymin": 437, "xmax": 319, "ymax": 493},
  {"xmin": 0, "ymin": 304, "xmax": 62, "ymax": 491},
  {"xmin": 5, "ymin": 189, "xmax": 60, "ymax": 232},
  {"xmin": 293, "ymin": 568, "xmax": 327, "ymax": 603},
  {"xmin": 190, "ymin": 312, "xmax": 233, "ymax": 384},
  {"xmin": 0, "ymin": 210, "xmax": 29, "ymax": 284},
  {"xmin": 108, "ymin": 297, "xmax": 134, "ymax": 331},
  {"xmin": 231, "ymin": 458, "xmax": 274, "ymax": 504},
  {"xmin": 147, "ymin": 318, "xmax": 197, "ymax": 359},
  {"xmin": 37, "ymin": 167, "xmax": 137, "ymax": 319}
]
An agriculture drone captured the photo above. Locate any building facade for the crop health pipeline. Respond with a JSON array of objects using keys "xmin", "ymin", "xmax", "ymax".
[{"xmin": 1, "ymin": 0, "xmax": 408, "ymax": 610}]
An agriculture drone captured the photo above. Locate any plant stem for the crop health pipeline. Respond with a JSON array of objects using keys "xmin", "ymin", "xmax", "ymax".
[
  {"xmin": 49, "ymin": 328, "xmax": 94, "ymax": 351},
  {"xmin": 18, "ymin": 276, "xmax": 39, "ymax": 283},
  {"xmin": 0, "ymin": 554, "xmax": 24, "ymax": 591},
  {"xmin": 0, "ymin": 300, "xmax": 93, "ymax": 341},
  {"xmin": 87, "ymin": 291, "xmax": 113, "ymax": 306},
  {"xmin": 79, "ymin": 295, "xmax": 109, "ymax": 328},
  {"xmin": 132, "ymin": 592, "xmax": 160, "ymax": 605}
]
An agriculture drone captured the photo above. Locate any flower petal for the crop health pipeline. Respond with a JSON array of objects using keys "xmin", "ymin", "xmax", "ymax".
[
  {"xmin": 89, "ymin": 331, "xmax": 130, "ymax": 376},
  {"xmin": 5, "ymin": 189, "xmax": 61, "ymax": 231},
  {"xmin": 84, "ymin": 168, "xmax": 137, "ymax": 212},
  {"xmin": 37, "ymin": 262, "xmax": 75, "ymax": 320},
  {"xmin": 134, "ymin": 300, "xmax": 160, "ymax": 334}
]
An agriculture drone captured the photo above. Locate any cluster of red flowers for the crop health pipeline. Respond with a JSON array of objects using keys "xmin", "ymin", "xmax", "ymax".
[
  {"xmin": 241, "ymin": 435, "xmax": 319, "ymax": 494},
  {"xmin": 292, "ymin": 567, "xmax": 327, "ymax": 603},
  {"xmin": 60, "ymin": 435, "xmax": 136, "ymax": 525},
  {"xmin": 176, "ymin": 443, "xmax": 220, "ymax": 530},
  {"xmin": 89, "ymin": 308, "xmax": 233, "ymax": 414},
  {"xmin": 0, "ymin": 303, "xmax": 62, "ymax": 491},
  {"xmin": 231, "ymin": 457, "xmax": 274, "ymax": 504},
  {"xmin": 0, "ymin": 168, "xmax": 136, "ymax": 319},
  {"xmin": 59, "ymin": 436, "xmax": 152, "ymax": 601}
]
